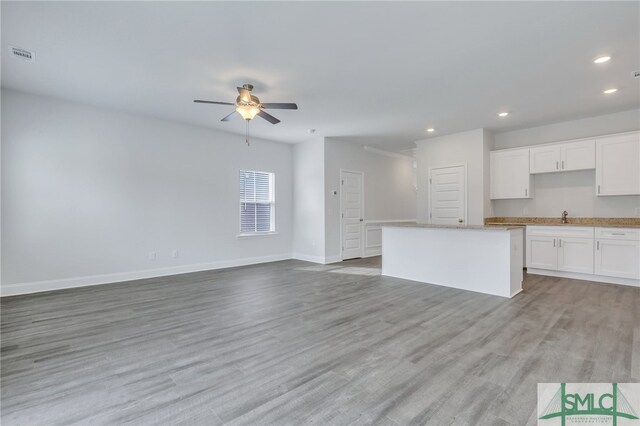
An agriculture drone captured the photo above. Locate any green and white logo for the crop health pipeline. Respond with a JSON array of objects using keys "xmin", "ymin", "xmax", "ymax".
[{"xmin": 538, "ymin": 383, "xmax": 640, "ymax": 425}]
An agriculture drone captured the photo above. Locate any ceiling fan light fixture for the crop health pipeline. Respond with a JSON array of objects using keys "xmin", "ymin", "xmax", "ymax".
[{"xmin": 236, "ymin": 104, "xmax": 260, "ymax": 120}]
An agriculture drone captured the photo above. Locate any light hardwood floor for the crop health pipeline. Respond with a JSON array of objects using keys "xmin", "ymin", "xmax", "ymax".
[{"xmin": 1, "ymin": 257, "xmax": 638, "ymax": 425}]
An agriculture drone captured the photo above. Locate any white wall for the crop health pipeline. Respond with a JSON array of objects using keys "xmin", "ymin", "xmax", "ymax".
[
  {"xmin": 292, "ymin": 137, "xmax": 325, "ymax": 262},
  {"xmin": 1, "ymin": 89, "xmax": 294, "ymax": 293},
  {"xmin": 492, "ymin": 171, "xmax": 640, "ymax": 218},
  {"xmin": 494, "ymin": 109, "xmax": 640, "ymax": 149},
  {"xmin": 324, "ymin": 138, "xmax": 416, "ymax": 261},
  {"xmin": 415, "ymin": 129, "xmax": 491, "ymax": 225},
  {"xmin": 492, "ymin": 109, "xmax": 640, "ymax": 218}
]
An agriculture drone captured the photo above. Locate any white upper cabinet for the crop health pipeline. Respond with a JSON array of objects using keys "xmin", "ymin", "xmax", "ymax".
[
  {"xmin": 595, "ymin": 133, "xmax": 640, "ymax": 196},
  {"xmin": 490, "ymin": 148, "xmax": 532, "ymax": 199},
  {"xmin": 530, "ymin": 145, "xmax": 561, "ymax": 173},
  {"xmin": 529, "ymin": 140, "xmax": 595, "ymax": 174},
  {"xmin": 561, "ymin": 140, "xmax": 595, "ymax": 171}
]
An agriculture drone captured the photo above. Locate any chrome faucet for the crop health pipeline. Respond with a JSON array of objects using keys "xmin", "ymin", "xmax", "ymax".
[{"xmin": 561, "ymin": 210, "xmax": 568, "ymax": 224}]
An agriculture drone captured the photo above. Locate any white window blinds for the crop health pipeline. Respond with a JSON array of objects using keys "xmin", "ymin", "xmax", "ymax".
[{"xmin": 239, "ymin": 170, "xmax": 275, "ymax": 234}]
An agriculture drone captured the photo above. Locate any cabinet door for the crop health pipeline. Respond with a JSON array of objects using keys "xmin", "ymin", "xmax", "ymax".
[
  {"xmin": 561, "ymin": 140, "xmax": 595, "ymax": 171},
  {"xmin": 527, "ymin": 236, "xmax": 558, "ymax": 270},
  {"xmin": 530, "ymin": 145, "xmax": 560, "ymax": 174},
  {"xmin": 595, "ymin": 239, "xmax": 640, "ymax": 279},
  {"xmin": 558, "ymin": 237, "xmax": 594, "ymax": 274},
  {"xmin": 596, "ymin": 133, "xmax": 640, "ymax": 196},
  {"xmin": 490, "ymin": 149, "xmax": 532, "ymax": 199}
]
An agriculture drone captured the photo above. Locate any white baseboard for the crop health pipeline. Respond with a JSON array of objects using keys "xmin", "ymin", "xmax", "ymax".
[
  {"xmin": 527, "ymin": 268, "xmax": 640, "ymax": 287},
  {"xmin": 364, "ymin": 248, "xmax": 382, "ymax": 258},
  {"xmin": 363, "ymin": 219, "xmax": 416, "ymax": 224},
  {"xmin": 292, "ymin": 253, "xmax": 343, "ymax": 265},
  {"xmin": 0, "ymin": 253, "xmax": 292, "ymax": 297},
  {"xmin": 292, "ymin": 253, "xmax": 326, "ymax": 264}
]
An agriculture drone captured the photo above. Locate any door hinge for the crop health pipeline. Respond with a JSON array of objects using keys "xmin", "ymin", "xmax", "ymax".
[
  {"xmin": 341, "ymin": 179, "xmax": 344, "ymax": 185},
  {"xmin": 341, "ymin": 213, "xmax": 344, "ymax": 218},
  {"xmin": 429, "ymin": 178, "xmax": 432, "ymax": 184},
  {"xmin": 429, "ymin": 213, "xmax": 432, "ymax": 219}
]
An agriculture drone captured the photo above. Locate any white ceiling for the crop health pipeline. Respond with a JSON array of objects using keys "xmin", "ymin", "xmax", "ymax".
[{"xmin": 2, "ymin": 1, "xmax": 639, "ymax": 150}]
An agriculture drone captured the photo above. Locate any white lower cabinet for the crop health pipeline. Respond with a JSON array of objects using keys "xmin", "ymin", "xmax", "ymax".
[
  {"xmin": 527, "ymin": 226, "xmax": 640, "ymax": 284},
  {"xmin": 527, "ymin": 227, "xmax": 593, "ymax": 274},
  {"xmin": 528, "ymin": 236, "xmax": 558, "ymax": 270},
  {"xmin": 558, "ymin": 237, "xmax": 594, "ymax": 274},
  {"xmin": 595, "ymin": 228, "xmax": 640, "ymax": 279}
]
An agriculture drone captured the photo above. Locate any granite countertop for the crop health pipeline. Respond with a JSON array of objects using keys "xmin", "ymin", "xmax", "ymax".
[
  {"xmin": 485, "ymin": 222, "xmax": 640, "ymax": 229},
  {"xmin": 381, "ymin": 222, "xmax": 523, "ymax": 231},
  {"xmin": 484, "ymin": 217, "xmax": 640, "ymax": 229}
]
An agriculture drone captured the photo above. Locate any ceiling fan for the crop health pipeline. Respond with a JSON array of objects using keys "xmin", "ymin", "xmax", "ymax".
[{"xmin": 194, "ymin": 84, "xmax": 298, "ymax": 145}]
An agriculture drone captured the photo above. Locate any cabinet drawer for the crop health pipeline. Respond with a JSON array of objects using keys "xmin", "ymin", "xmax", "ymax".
[
  {"xmin": 595, "ymin": 227, "xmax": 640, "ymax": 241},
  {"xmin": 526, "ymin": 226, "xmax": 593, "ymax": 239}
]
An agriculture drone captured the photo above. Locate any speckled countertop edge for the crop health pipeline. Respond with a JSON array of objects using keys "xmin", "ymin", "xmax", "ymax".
[
  {"xmin": 484, "ymin": 217, "xmax": 640, "ymax": 229},
  {"xmin": 380, "ymin": 222, "xmax": 524, "ymax": 231}
]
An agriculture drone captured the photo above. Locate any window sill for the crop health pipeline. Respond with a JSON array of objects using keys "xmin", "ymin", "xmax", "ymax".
[{"xmin": 237, "ymin": 232, "xmax": 279, "ymax": 239}]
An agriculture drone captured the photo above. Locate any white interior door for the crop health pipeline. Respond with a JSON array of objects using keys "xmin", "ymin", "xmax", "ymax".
[
  {"xmin": 429, "ymin": 165, "xmax": 466, "ymax": 225},
  {"xmin": 341, "ymin": 170, "xmax": 363, "ymax": 260}
]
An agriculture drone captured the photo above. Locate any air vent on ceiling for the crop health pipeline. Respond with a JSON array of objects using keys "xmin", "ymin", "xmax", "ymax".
[
  {"xmin": 633, "ymin": 70, "xmax": 640, "ymax": 79},
  {"xmin": 9, "ymin": 46, "xmax": 35, "ymax": 62}
]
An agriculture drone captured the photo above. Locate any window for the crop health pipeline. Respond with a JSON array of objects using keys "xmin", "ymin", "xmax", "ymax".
[{"xmin": 239, "ymin": 170, "xmax": 275, "ymax": 234}]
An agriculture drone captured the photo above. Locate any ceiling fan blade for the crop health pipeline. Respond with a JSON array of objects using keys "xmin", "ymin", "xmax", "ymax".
[
  {"xmin": 194, "ymin": 100, "xmax": 234, "ymax": 105},
  {"xmin": 237, "ymin": 87, "xmax": 252, "ymax": 103},
  {"xmin": 221, "ymin": 111, "xmax": 238, "ymax": 122},
  {"xmin": 260, "ymin": 103, "xmax": 298, "ymax": 110},
  {"xmin": 257, "ymin": 110, "xmax": 280, "ymax": 124}
]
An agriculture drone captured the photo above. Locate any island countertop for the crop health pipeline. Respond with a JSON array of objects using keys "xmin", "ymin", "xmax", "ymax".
[{"xmin": 379, "ymin": 222, "xmax": 524, "ymax": 231}]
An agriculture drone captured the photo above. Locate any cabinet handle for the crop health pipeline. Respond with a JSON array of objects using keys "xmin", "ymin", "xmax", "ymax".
[
  {"xmin": 553, "ymin": 239, "xmax": 556, "ymax": 247},
  {"xmin": 562, "ymin": 160, "xmax": 565, "ymax": 169},
  {"xmin": 597, "ymin": 241, "xmax": 600, "ymax": 250},
  {"xmin": 556, "ymin": 161, "xmax": 559, "ymax": 170},
  {"xmin": 611, "ymin": 233, "xmax": 625, "ymax": 236},
  {"xmin": 559, "ymin": 239, "xmax": 562, "ymax": 247},
  {"xmin": 598, "ymin": 185, "xmax": 601, "ymax": 194},
  {"xmin": 525, "ymin": 188, "xmax": 528, "ymax": 197}
]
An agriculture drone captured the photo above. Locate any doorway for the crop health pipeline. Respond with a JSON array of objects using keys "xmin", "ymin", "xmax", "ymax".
[
  {"xmin": 340, "ymin": 170, "xmax": 364, "ymax": 260},
  {"xmin": 429, "ymin": 164, "xmax": 467, "ymax": 225}
]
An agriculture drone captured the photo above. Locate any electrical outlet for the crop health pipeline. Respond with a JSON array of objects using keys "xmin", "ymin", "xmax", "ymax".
[
  {"xmin": 172, "ymin": 249, "xmax": 179, "ymax": 259},
  {"xmin": 635, "ymin": 207, "xmax": 640, "ymax": 217},
  {"xmin": 148, "ymin": 251, "xmax": 157, "ymax": 261},
  {"xmin": 522, "ymin": 207, "xmax": 528, "ymax": 215}
]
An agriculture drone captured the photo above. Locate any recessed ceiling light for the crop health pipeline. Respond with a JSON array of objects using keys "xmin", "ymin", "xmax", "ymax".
[
  {"xmin": 603, "ymin": 88, "xmax": 618, "ymax": 94},
  {"xmin": 594, "ymin": 56, "xmax": 611, "ymax": 64},
  {"xmin": 426, "ymin": 128, "xmax": 435, "ymax": 132},
  {"xmin": 498, "ymin": 112, "xmax": 509, "ymax": 117}
]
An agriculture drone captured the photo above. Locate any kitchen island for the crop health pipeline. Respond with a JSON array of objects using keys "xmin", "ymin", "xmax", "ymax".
[{"xmin": 382, "ymin": 223, "xmax": 524, "ymax": 298}]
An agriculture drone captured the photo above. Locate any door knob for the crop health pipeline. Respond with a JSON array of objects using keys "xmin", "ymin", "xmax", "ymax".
[
  {"xmin": 359, "ymin": 218, "xmax": 363, "ymax": 222},
  {"xmin": 458, "ymin": 219, "xmax": 463, "ymax": 223}
]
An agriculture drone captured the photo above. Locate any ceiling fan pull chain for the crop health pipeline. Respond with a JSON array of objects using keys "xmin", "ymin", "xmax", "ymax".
[{"xmin": 245, "ymin": 120, "xmax": 250, "ymax": 146}]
